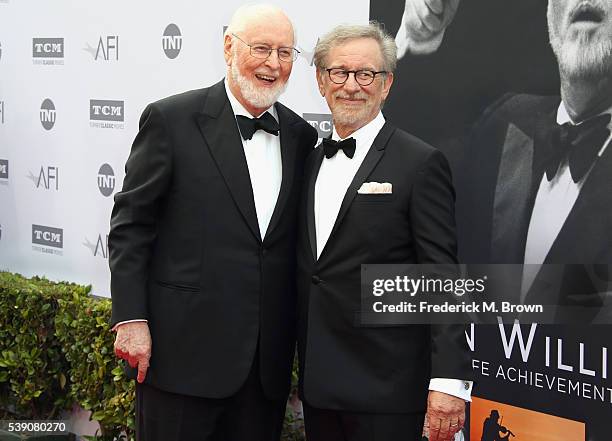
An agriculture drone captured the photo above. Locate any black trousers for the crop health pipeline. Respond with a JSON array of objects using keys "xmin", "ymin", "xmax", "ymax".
[
  {"xmin": 303, "ymin": 403, "xmax": 426, "ymax": 441},
  {"xmin": 136, "ymin": 357, "xmax": 286, "ymax": 441}
]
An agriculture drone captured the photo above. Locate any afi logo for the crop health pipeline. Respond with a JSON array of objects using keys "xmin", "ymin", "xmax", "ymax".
[
  {"xmin": 83, "ymin": 234, "xmax": 108, "ymax": 258},
  {"xmin": 28, "ymin": 166, "xmax": 59, "ymax": 190},
  {"xmin": 303, "ymin": 113, "xmax": 333, "ymax": 139},
  {"xmin": 162, "ymin": 24, "xmax": 182, "ymax": 59},
  {"xmin": 84, "ymin": 36, "xmax": 119, "ymax": 60}
]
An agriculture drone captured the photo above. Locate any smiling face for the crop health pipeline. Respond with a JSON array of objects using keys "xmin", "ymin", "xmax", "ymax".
[
  {"xmin": 224, "ymin": 11, "xmax": 294, "ymax": 116},
  {"xmin": 548, "ymin": 0, "xmax": 612, "ymax": 80},
  {"xmin": 317, "ymin": 37, "xmax": 393, "ymax": 137}
]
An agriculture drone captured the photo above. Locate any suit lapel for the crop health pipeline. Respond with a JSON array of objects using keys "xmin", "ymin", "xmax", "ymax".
[
  {"xmin": 264, "ymin": 103, "xmax": 297, "ymax": 242},
  {"xmin": 195, "ymin": 80, "xmax": 262, "ymax": 242},
  {"xmin": 490, "ymin": 104, "xmax": 556, "ymax": 263},
  {"xmin": 306, "ymin": 147, "xmax": 324, "ymax": 260},
  {"xmin": 319, "ymin": 123, "xmax": 395, "ymax": 260}
]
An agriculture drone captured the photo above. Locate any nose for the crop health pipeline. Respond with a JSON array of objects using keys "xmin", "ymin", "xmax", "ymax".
[
  {"xmin": 265, "ymin": 50, "xmax": 281, "ymax": 70},
  {"xmin": 343, "ymin": 73, "xmax": 361, "ymax": 93}
]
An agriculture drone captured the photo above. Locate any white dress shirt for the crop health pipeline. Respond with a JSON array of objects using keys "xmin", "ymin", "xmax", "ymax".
[
  {"xmin": 314, "ymin": 112, "xmax": 472, "ymax": 401},
  {"xmin": 522, "ymin": 102, "xmax": 612, "ymax": 296},
  {"xmin": 113, "ymin": 81, "xmax": 282, "ymax": 330},
  {"xmin": 315, "ymin": 112, "xmax": 385, "ymax": 258},
  {"xmin": 225, "ymin": 80, "xmax": 282, "ymax": 239}
]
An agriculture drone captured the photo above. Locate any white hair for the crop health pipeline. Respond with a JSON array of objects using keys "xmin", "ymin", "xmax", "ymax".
[{"xmin": 225, "ymin": 3, "xmax": 296, "ymax": 44}]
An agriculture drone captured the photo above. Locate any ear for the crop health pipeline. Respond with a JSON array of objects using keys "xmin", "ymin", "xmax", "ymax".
[
  {"xmin": 381, "ymin": 72, "xmax": 394, "ymax": 100},
  {"xmin": 223, "ymin": 34, "xmax": 233, "ymax": 66},
  {"xmin": 316, "ymin": 69, "xmax": 325, "ymax": 97}
]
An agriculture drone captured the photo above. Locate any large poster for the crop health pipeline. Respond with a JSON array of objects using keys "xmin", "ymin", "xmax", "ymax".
[{"xmin": 371, "ymin": 1, "xmax": 612, "ymax": 440}]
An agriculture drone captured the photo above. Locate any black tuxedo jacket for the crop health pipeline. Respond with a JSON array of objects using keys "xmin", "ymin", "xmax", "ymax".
[
  {"xmin": 296, "ymin": 122, "xmax": 472, "ymax": 413},
  {"xmin": 109, "ymin": 80, "xmax": 317, "ymax": 400},
  {"xmin": 457, "ymin": 94, "xmax": 612, "ymax": 314}
]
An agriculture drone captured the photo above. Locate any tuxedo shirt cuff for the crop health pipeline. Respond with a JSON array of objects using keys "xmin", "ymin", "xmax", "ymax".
[
  {"xmin": 429, "ymin": 378, "xmax": 473, "ymax": 402},
  {"xmin": 111, "ymin": 319, "xmax": 148, "ymax": 332}
]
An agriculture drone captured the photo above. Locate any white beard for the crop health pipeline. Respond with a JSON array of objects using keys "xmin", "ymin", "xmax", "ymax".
[
  {"xmin": 552, "ymin": 34, "xmax": 612, "ymax": 79},
  {"xmin": 331, "ymin": 92, "xmax": 377, "ymax": 129},
  {"xmin": 230, "ymin": 54, "xmax": 286, "ymax": 110},
  {"xmin": 548, "ymin": 6, "xmax": 612, "ymax": 80}
]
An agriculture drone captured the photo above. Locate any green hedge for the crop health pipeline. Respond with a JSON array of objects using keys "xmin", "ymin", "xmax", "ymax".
[{"xmin": 0, "ymin": 272, "xmax": 305, "ymax": 440}]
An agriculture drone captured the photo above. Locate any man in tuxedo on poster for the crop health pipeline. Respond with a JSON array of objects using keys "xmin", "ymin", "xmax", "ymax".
[
  {"xmin": 108, "ymin": 4, "xmax": 317, "ymax": 440},
  {"xmin": 296, "ymin": 22, "xmax": 472, "ymax": 441}
]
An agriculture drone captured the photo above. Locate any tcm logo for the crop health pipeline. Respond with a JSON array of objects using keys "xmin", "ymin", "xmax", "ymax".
[
  {"xmin": 84, "ymin": 36, "xmax": 119, "ymax": 61},
  {"xmin": 303, "ymin": 113, "xmax": 332, "ymax": 139},
  {"xmin": 32, "ymin": 38, "xmax": 64, "ymax": 65},
  {"xmin": 83, "ymin": 234, "xmax": 108, "ymax": 259},
  {"xmin": 32, "ymin": 224, "xmax": 63, "ymax": 249},
  {"xmin": 0, "ymin": 100, "xmax": 4, "ymax": 124},
  {"xmin": 97, "ymin": 163, "xmax": 115, "ymax": 197},
  {"xmin": 162, "ymin": 24, "xmax": 182, "ymax": 59},
  {"xmin": 90, "ymin": 100, "xmax": 123, "ymax": 121},
  {"xmin": 40, "ymin": 99, "xmax": 56, "ymax": 130},
  {"xmin": 27, "ymin": 166, "xmax": 59, "ymax": 190},
  {"xmin": 90, "ymin": 100, "xmax": 124, "ymax": 129},
  {"xmin": 0, "ymin": 159, "xmax": 8, "ymax": 182}
]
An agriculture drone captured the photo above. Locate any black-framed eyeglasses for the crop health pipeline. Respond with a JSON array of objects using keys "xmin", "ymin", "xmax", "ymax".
[
  {"xmin": 232, "ymin": 33, "xmax": 299, "ymax": 62},
  {"xmin": 325, "ymin": 68, "xmax": 387, "ymax": 86}
]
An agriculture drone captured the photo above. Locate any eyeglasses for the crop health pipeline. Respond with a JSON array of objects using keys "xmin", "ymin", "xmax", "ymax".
[
  {"xmin": 325, "ymin": 68, "xmax": 387, "ymax": 86},
  {"xmin": 232, "ymin": 33, "xmax": 299, "ymax": 63}
]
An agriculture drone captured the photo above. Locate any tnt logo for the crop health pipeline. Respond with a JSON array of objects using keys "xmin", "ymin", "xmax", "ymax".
[
  {"xmin": 97, "ymin": 163, "xmax": 115, "ymax": 197},
  {"xmin": 162, "ymin": 24, "xmax": 182, "ymax": 59},
  {"xmin": 83, "ymin": 234, "xmax": 108, "ymax": 258},
  {"xmin": 32, "ymin": 224, "xmax": 63, "ymax": 249},
  {"xmin": 40, "ymin": 99, "xmax": 56, "ymax": 130},
  {"xmin": 303, "ymin": 113, "xmax": 333, "ymax": 139},
  {"xmin": 33, "ymin": 38, "xmax": 64, "ymax": 57},
  {"xmin": 90, "ymin": 100, "xmax": 124, "ymax": 122},
  {"xmin": 28, "ymin": 166, "xmax": 59, "ymax": 190},
  {"xmin": 0, "ymin": 159, "xmax": 8, "ymax": 180},
  {"xmin": 84, "ymin": 36, "xmax": 119, "ymax": 61}
]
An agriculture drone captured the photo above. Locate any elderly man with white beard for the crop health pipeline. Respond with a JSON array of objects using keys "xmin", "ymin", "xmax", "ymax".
[
  {"xmin": 108, "ymin": 4, "xmax": 317, "ymax": 441},
  {"xmin": 451, "ymin": 0, "xmax": 612, "ymax": 303}
]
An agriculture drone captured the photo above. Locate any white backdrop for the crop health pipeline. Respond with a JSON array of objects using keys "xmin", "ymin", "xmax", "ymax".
[{"xmin": 0, "ymin": 0, "xmax": 369, "ymax": 297}]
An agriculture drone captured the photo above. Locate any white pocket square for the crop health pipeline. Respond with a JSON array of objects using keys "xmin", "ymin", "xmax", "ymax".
[{"xmin": 357, "ymin": 182, "xmax": 392, "ymax": 194}]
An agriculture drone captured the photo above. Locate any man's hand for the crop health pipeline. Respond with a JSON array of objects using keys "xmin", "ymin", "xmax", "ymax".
[
  {"xmin": 422, "ymin": 390, "xmax": 465, "ymax": 441},
  {"xmin": 113, "ymin": 322, "xmax": 152, "ymax": 383},
  {"xmin": 395, "ymin": 0, "xmax": 461, "ymax": 58}
]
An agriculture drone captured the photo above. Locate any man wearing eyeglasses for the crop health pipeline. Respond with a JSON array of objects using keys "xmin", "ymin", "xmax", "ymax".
[
  {"xmin": 109, "ymin": 4, "xmax": 317, "ymax": 441},
  {"xmin": 296, "ymin": 23, "xmax": 472, "ymax": 441}
]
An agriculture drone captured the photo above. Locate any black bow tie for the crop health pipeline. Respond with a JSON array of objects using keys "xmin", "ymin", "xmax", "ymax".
[
  {"xmin": 543, "ymin": 113, "xmax": 611, "ymax": 182},
  {"xmin": 322, "ymin": 137, "xmax": 356, "ymax": 159},
  {"xmin": 236, "ymin": 112, "xmax": 280, "ymax": 140}
]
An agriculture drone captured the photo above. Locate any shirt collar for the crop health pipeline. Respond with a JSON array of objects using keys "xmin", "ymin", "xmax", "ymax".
[
  {"xmin": 557, "ymin": 100, "xmax": 612, "ymax": 127},
  {"xmin": 331, "ymin": 112, "xmax": 386, "ymax": 155},
  {"xmin": 224, "ymin": 78, "xmax": 277, "ymax": 121}
]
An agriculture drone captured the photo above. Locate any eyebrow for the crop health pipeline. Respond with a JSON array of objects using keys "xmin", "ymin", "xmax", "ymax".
[
  {"xmin": 328, "ymin": 65, "xmax": 378, "ymax": 71},
  {"xmin": 250, "ymin": 40, "xmax": 293, "ymax": 47}
]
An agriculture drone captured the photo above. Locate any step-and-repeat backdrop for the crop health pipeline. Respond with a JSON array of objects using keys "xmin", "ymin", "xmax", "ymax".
[
  {"xmin": 1, "ymin": 0, "xmax": 609, "ymax": 439},
  {"xmin": 0, "ymin": 0, "xmax": 363, "ymax": 294}
]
